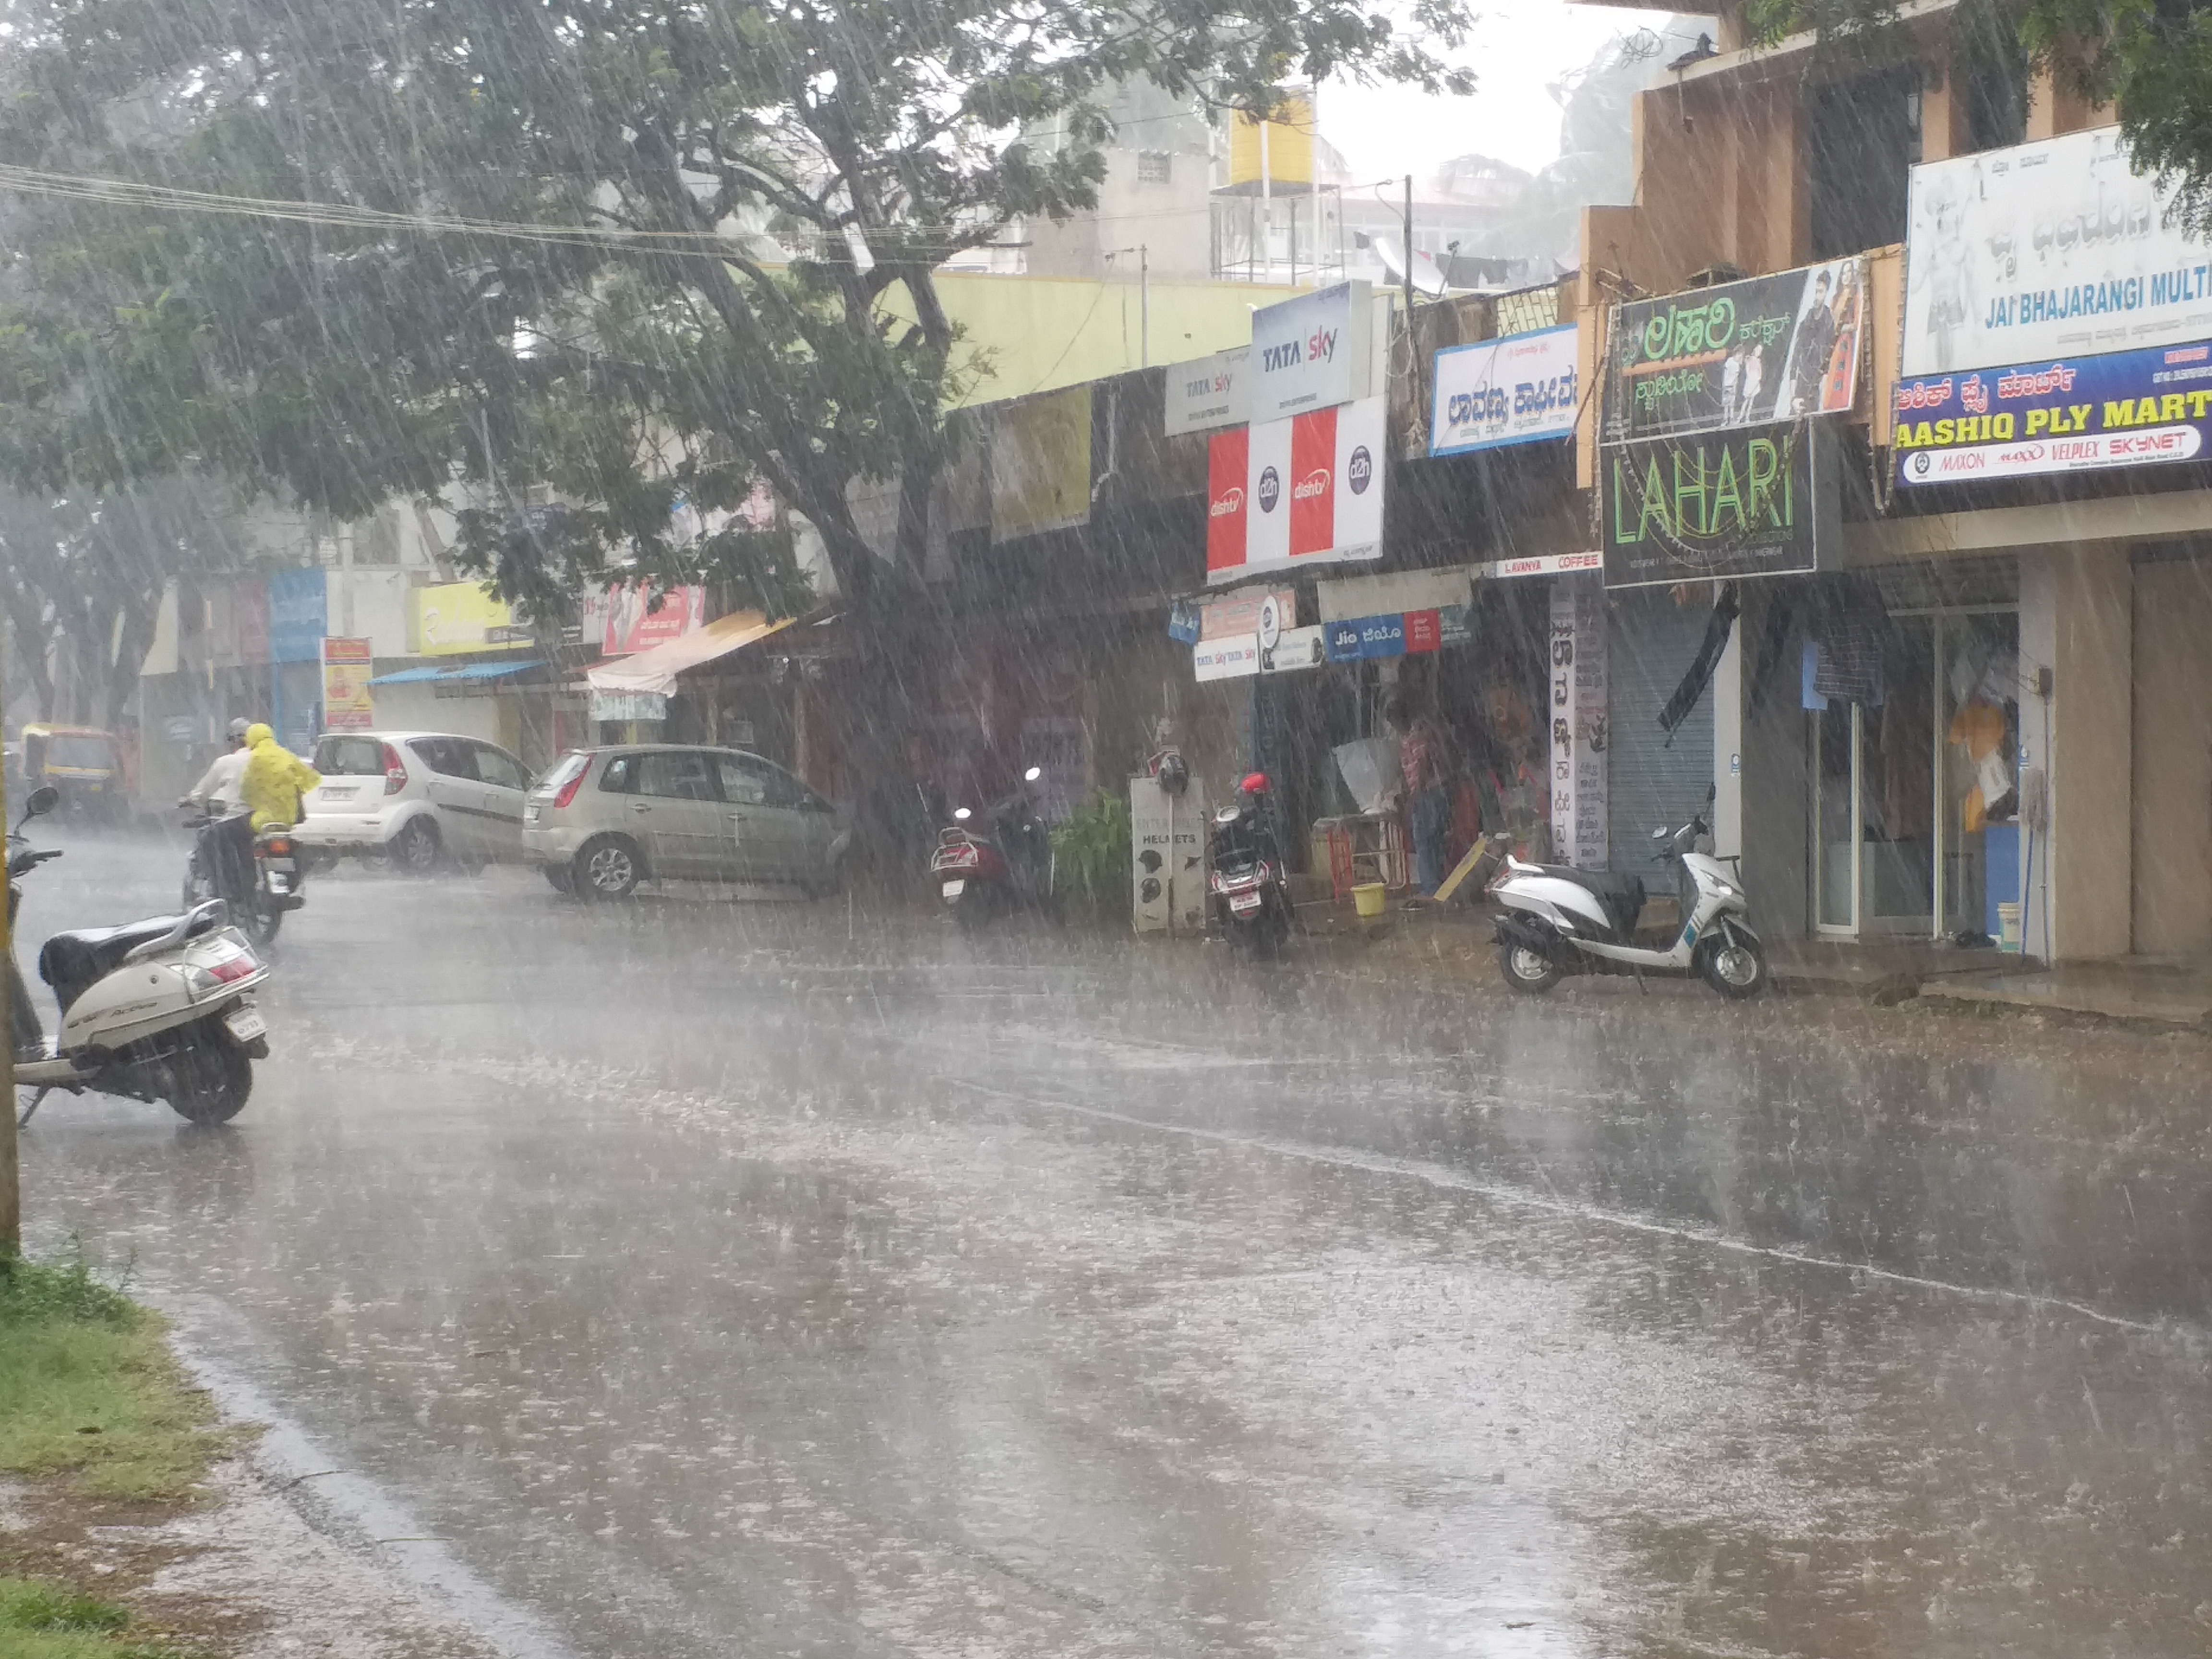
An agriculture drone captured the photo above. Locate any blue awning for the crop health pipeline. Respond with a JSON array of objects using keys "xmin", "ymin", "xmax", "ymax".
[{"xmin": 369, "ymin": 659, "xmax": 544, "ymax": 688}]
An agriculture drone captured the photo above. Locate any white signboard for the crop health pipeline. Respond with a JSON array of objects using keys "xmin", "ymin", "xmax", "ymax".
[
  {"xmin": 1164, "ymin": 347, "xmax": 1249, "ymax": 436},
  {"xmin": 1250, "ymin": 281, "xmax": 1374, "ymax": 419},
  {"xmin": 1430, "ymin": 325, "xmax": 1580, "ymax": 455},
  {"xmin": 1548, "ymin": 577, "xmax": 1608, "ymax": 869},
  {"xmin": 1903, "ymin": 125, "xmax": 2212, "ymax": 376},
  {"xmin": 1130, "ymin": 776, "xmax": 1207, "ymax": 934},
  {"xmin": 1481, "ymin": 550, "xmax": 1603, "ymax": 580},
  {"xmin": 1206, "ymin": 397, "xmax": 1386, "ymax": 583},
  {"xmin": 1190, "ymin": 625, "xmax": 1327, "ymax": 681}
]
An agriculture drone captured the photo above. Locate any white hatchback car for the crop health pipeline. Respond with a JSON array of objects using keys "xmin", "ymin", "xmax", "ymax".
[{"xmin": 297, "ymin": 730, "xmax": 533, "ymax": 871}]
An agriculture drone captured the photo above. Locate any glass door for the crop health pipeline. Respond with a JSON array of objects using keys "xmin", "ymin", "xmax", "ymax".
[
  {"xmin": 1859, "ymin": 615, "xmax": 1937, "ymax": 935},
  {"xmin": 1814, "ymin": 700, "xmax": 1857, "ymax": 934},
  {"xmin": 1936, "ymin": 612, "xmax": 2022, "ymax": 946}
]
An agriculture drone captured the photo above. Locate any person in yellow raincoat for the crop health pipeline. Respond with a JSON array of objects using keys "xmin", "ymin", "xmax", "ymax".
[{"xmin": 239, "ymin": 722, "xmax": 321, "ymax": 830}]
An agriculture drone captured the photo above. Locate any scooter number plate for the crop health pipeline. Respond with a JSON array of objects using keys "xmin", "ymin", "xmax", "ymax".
[
  {"xmin": 941, "ymin": 879, "xmax": 965, "ymax": 898},
  {"xmin": 223, "ymin": 1006, "xmax": 267, "ymax": 1043},
  {"xmin": 265, "ymin": 875, "xmax": 290, "ymax": 894}
]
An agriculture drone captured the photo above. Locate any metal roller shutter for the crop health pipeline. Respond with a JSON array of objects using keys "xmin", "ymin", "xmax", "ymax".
[{"xmin": 1607, "ymin": 587, "xmax": 1715, "ymax": 870}]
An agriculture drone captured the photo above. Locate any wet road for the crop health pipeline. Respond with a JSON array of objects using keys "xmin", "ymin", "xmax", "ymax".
[{"xmin": 15, "ymin": 827, "xmax": 2212, "ymax": 1657}]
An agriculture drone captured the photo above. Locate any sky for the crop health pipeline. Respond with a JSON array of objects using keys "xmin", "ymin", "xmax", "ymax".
[{"xmin": 1317, "ymin": 0, "xmax": 1698, "ymax": 182}]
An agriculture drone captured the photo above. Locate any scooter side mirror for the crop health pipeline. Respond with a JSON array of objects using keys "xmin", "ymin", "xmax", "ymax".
[{"xmin": 20, "ymin": 785, "xmax": 59, "ymax": 822}]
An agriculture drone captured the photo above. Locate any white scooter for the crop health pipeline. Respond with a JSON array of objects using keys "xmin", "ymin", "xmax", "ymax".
[
  {"xmin": 1486, "ymin": 794, "xmax": 1768, "ymax": 998},
  {"xmin": 8, "ymin": 786, "xmax": 273, "ymax": 1126}
]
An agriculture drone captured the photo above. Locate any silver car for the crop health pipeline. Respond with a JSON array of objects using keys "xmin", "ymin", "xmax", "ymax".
[{"xmin": 523, "ymin": 745, "xmax": 853, "ymax": 899}]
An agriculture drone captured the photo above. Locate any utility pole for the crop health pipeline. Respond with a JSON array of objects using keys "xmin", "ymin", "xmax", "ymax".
[
  {"xmin": 1140, "ymin": 244, "xmax": 1150, "ymax": 367},
  {"xmin": 2, "ymin": 622, "xmax": 16, "ymax": 1254},
  {"xmin": 1402, "ymin": 173, "xmax": 1416, "ymax": 321}
]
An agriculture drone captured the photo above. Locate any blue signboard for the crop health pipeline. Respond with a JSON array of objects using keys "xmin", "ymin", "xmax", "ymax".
[
  {"xmin": 1894, "ymin": 338, "xmax": 2212, "ymax": 487},
  {"xmin": 267, "ymin": 568, "xmax": 328, "ymax": 663},
  {"xmin": 1322, "ymin": 606, "xmax": 1470, "ymax": 662}
]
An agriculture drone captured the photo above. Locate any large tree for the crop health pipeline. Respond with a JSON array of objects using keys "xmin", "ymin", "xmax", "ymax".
[{"xmin": 0, "ymin": 0, "xmax": 1472, "ymax": 623}]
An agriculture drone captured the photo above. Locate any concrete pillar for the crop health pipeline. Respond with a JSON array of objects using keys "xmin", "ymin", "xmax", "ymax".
[{"xmin": 2018, "ymin": 546, "xmax": 2133, "ymax": 960}]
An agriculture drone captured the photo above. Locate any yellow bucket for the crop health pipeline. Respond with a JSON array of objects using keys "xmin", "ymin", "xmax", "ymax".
[{"xmin": 1351, "ymin": 882, "xmax": 1388, "ymax": 919}]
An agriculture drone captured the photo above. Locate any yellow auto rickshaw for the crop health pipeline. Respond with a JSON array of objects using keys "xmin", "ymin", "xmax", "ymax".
[{"xmin": 16, "ymin": 724, "xmax": 127, "ymax": 820}]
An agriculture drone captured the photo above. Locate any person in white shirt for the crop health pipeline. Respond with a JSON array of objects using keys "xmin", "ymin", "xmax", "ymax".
[{"xmin": 184, "ymin": 719, "xmax": 253, "ymax": 812}]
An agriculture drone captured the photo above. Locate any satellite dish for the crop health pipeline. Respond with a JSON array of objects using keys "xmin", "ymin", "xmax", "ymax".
[{"xmin": 1370, "ymin": 232, "xmax": 1449, "ymax": 297}]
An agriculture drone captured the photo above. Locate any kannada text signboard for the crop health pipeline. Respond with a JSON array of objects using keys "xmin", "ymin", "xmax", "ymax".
[
  {"xmin": 1430, "ymin": 325, "xmax": 1579, "ymax": 456},
  {"xmin": 1902, "ymin": 125, "xmax": 2212, "ymax": 378},
  {"xmin": 1603, "ymin": 258, "xmax": 1867, "ymax": 443},
  {"xmin": 1893, "ymin": 339, "xmax": 2212, "ymax": 485}
]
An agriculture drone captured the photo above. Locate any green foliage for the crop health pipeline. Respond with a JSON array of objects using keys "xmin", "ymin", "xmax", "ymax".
[
  {"xmin": 1051, "ymin": 790, "xmax": 1132, "ymax": 913},
  {"xmin": 0, "ymin": 0, "xmax": 1476, "ymax": 627},
  {"xmin": 0, "ymin": 1253, "xmax": 226, "ymax": 1501},
  {"xmin": 0, "ymin": 1578, "xmax": 194, "ymax": 1659}
]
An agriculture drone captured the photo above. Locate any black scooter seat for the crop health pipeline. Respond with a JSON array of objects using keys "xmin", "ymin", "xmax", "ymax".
[{"xmin": 39, "ymin": 914, "xmax": 202, "ymax": 1007}]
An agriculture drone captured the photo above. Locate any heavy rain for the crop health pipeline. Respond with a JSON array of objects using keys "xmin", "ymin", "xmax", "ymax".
[{"xmin": 0, "ymin": 0, "xmax": 2208, "ymax": 1654}]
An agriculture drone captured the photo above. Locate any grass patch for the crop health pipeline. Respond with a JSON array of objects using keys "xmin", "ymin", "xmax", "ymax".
[
  {"xmin": 0, "ymin": 1577, "xmax": 193, "ymax": 1658},
  {"xmin": 0, "ymin": 1254, "xmax": 227, "ymax": 1501}
]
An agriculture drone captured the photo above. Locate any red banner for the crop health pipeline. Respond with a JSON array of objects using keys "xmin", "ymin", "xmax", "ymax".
[{"xmin": 1206, "ymin": 426, "xmax": 1250, "ymax": 577}]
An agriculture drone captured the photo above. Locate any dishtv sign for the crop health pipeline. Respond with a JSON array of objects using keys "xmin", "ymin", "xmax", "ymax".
[{"xmin": 1207, "ymin": 398, "xmax": 1386, "ymax": 583}]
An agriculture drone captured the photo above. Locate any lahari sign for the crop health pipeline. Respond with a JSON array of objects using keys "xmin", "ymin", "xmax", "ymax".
[
  {"xmin": 1430, "ymin": 325, "xmax": 1579, "ymax": 456},
  {"xmin": 1902, "ymin": 126, "xmax": 2212, "ymax": 378},
  {"xmin": 1250, "ymin": 281, "xmax": 1374, "ymax": 420},
  {"xmin": 1894, "ymin": 339, "xmax": 2212, "ymax": 485},
  {"xmin": 1603, "ymin": 258, "xmax": 1866, "ymax": 443},
  {"xmin": 1206, "ymin": 397, "xmax": 1385, "ymax": 583},
  {"xmin": 1601, "ymin": 421, "xmax": 1822, "ymax": 589}
]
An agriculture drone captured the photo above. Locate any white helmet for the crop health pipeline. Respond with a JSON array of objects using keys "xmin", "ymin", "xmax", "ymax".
[{"xmin": 227, "ymin": 717, "xmax": 252, "ymax": 742}]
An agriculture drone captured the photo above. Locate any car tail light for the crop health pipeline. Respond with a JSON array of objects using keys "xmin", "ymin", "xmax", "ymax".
[
  {"xmin": 382, "ymin": 742, "xmax": 408, "ymax": 795},
  {"xmin": 553, "ymin": 768, "xmax": 588, "ymax": 810}
]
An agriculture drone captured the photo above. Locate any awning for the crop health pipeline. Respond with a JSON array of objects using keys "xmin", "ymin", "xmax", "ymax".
[
  {"xmin": 585, "ymin": 610, "xmax": 797, "ymax": 699},
  {"xmin": 369, "ymin": 659, "xmax": 544, "ymax": 687}
]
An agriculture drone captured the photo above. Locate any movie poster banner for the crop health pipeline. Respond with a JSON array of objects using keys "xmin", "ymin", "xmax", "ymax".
[
  {"xmin": 1893, "ymin": 338, "xmax": 2212, "ymax": 486},
  {"xmin": 1902, "ymin": 126, "xmax": 2212, "ymax": 377},
  {"xmin": 1602, "ymin": 257, "xmax": 1867, "ymax": 443},
  {"xmin": 1601, "ymin": 421, "xmax": 1822, "ymax": 589}
]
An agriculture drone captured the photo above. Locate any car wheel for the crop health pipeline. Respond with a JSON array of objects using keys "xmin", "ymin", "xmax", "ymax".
[
  {"xmin": 392, "ymin": 817, "xmax": 443, "ymax": 873},
  {"xmin": 575, "ymin": 836, "xmax": 641, "ymax": 900}
]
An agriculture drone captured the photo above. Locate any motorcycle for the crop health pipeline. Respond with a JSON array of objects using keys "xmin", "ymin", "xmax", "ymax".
[
  {"xmin": 181, "ymin": 807, "xmax": 304, "ymax": 944},
  {"xmin": 9, "ymin": 786, "xmax": 272, "ymax": 1127},
  {"xmin": 1208, "ymin": 770, "xmax": 1293, "ymax": 954},
  {"xmin": 1486, "ymin": 794, "xmax": 1768, "ymax": 998},
  {"xmin": 929, "ymin": 765, "xmax": 1056, "ymax": 928}
]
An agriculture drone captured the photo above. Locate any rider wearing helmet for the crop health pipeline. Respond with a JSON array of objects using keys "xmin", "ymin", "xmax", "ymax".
[{"xmin": 183, "ymin": 717, "xmax": 254, "ymax": 813}]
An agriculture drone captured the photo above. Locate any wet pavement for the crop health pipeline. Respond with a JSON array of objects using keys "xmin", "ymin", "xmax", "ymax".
[{"xmin": 14, "ymin": 825, "xmax": 2212, "ymax": 1657}]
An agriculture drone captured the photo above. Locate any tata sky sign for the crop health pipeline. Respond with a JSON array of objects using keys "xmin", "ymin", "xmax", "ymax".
[
  {"xmin": 1163, "ymin": 346, "xmax": 1248, "ymax": 436},
  {"xmin": 1894, "ymin": 338, "xmax": 2212, "ymax": 485},
  {"xmin": 1903, "ymin": 125, "xmax": 2212, "ymax": 377},
  {"xmin": 1429, "ymin": 325, "xmax": 1579, "ymax": 456},
  {"xmin": 1249, "ymin": 281, "xmax": 1374, "ymax": 419}
]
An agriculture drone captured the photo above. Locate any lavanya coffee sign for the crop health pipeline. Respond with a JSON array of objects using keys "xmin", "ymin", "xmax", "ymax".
[{"xmin": 1601, "ymin": 422, "xmax": 1822, "ymax": 589}]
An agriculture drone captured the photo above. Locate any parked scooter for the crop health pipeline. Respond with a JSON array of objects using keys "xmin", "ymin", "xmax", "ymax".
[
  {"xmin": 1486, "ymin": 794, "xmax": 1767, "ymax": 998},
  {"xmin": 1208, "ymin": 771, "xmax": 1293, "ymax": 954},
  {"xmin": 9, "ymin": 786, "xmax": 272, "ymax": 1126},
  {"xmin": 929, "ymin": 765, "xmax": 1056, "ymax": 928},
  {"xmin": 180, "ymin": 809, "xmax": 304, "ymax": 944}
]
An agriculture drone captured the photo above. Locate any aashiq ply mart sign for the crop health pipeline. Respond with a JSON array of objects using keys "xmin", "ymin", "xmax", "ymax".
[
  {"xmin": 1902, "ymin": 125, "xmax": 2212, "ymax": 378},
  {"xmin": 1894, "ymin": 338, "xmax": 2212, "ymax": 485},
  {"xmin": 1429, "ymin": 325, "xmax": 1579, "ymax": 456},
  {"xmin": 1207, "ymin": 397, "xmax": 1385, "ymax": 583},
  {"xmin": 1249, "ymin": 281, "xmax": 1374, "ymax": 419}
]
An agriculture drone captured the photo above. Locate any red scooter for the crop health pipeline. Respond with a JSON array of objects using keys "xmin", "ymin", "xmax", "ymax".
[{"xmin": 929, "ymin": 766, "xmax": 1056, "ymax": 929}]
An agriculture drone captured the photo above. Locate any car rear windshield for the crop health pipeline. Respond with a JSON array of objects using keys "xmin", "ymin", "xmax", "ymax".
[
  {"xmin": 534, "ymin": 752, "xmax": 590, "ymax": 793},
  {"xmin": 315, "ymin": 735, "xmax": 389, "ymax": 776}
]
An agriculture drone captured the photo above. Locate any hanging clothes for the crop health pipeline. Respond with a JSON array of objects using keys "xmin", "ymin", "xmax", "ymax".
[{"xmin": 1809, "ymin": 574, "xmax": 1892, "ymax": 705}]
